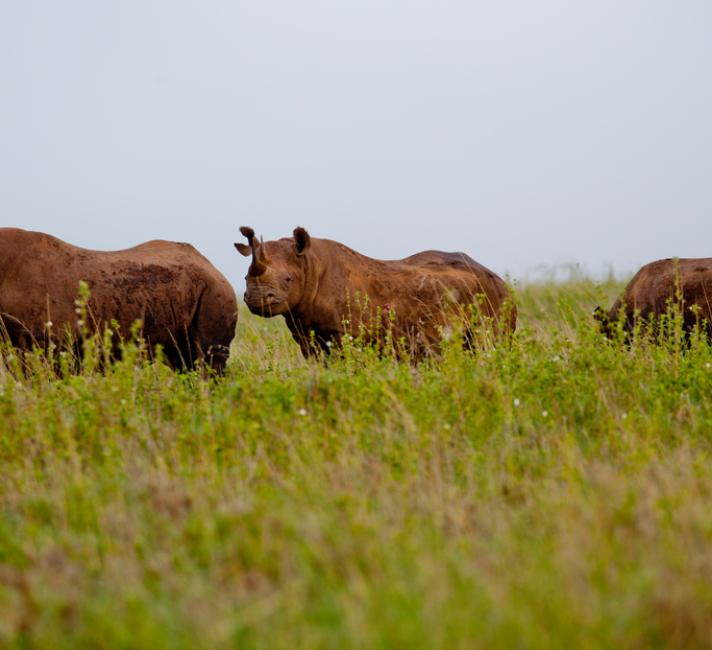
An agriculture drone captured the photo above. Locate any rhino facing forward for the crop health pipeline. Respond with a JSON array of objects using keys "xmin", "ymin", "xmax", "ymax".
[
  {"xmin": 235, "ymin": 226, "xmax": 515, "ymax": 358},
  {"xmin": 0, "ymin": 228, "xmax": 237, "ymax": 371}
]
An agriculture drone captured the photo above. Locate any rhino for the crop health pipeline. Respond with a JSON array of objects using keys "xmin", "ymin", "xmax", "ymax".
[
  {"xmin": 0, "ymin": 228, "xmax": 237, "ymax": 371},
  {"xmin": 235, "ymin": 226, "xmax": 515, "ymax": 358},
  {"xmin": 594, "ymin": 257, "xmax": 712, "ymax": 340}
]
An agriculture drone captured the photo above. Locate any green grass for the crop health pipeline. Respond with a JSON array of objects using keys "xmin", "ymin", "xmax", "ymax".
[{"xmin": 3, "ymin": 276, "xmax": 712, "ymax": 648}]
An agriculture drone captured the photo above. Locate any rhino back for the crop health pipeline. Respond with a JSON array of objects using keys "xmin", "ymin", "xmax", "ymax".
[
  {"xmin": 614, "ymin": 258, "xmax": 712, "ymax": 323},
  {"xmin": 0, "ymin": 229, "xmax": 234, "ymax": 352}
]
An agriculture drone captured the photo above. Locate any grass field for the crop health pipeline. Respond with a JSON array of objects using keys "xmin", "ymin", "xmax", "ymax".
[{"xmin": 2, "ymin": 277, "xmax": 712, "ymax": 649}]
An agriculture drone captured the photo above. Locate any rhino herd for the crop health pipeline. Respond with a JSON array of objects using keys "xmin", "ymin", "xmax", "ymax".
[{"xmin": 1, "ymin": 226, "xmax": 711, "ymax": 371}]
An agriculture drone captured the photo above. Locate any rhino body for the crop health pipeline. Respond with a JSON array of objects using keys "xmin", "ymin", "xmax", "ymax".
[{"xmin": 0, "ymin": 228, "xmax": 237, "ymax": 370}]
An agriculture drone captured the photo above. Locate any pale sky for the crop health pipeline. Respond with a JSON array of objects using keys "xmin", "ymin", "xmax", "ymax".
[{"xmin": 1, "ymin": 1, "xmax": 711, "ymax": 289}]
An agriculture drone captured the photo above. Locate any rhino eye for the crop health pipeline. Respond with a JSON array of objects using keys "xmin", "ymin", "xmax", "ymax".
[{"xmin": 286, "ymin": 275, "xmax": 294, "ymax": 283}]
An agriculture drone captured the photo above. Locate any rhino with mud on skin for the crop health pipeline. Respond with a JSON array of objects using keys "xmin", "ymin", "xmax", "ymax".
[
  {"xmin": 594, "ymin": 257, "xmax": 712, "ymax": 340},
  {"xmin": 0, "ymin": 228, "xmax": 237, "ymax": 371},
  {"xmin": 235, "ymin": 226, "xmax": 516, "ymax": 359}
]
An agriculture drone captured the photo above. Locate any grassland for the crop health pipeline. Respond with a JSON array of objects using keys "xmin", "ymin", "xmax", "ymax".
[{"xmin": 2, "ymin": 277, "xmax": 712, "ymax": 649}]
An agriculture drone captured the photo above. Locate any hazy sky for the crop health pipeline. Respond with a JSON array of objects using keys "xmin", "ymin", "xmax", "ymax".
[{"xmin": 1, "ymin": 1, "xmax": 711, "ymax": 289}]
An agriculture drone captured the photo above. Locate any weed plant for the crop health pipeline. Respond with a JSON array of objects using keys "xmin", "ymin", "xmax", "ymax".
[{"xmin": 2, "ymin": 277, "xmax": 712, "ymax": 648}]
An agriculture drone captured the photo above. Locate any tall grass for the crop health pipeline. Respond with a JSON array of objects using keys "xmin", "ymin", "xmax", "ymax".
[{"xmin": 2, "ymin": 277, "xmax": 712, "ymax": 648}]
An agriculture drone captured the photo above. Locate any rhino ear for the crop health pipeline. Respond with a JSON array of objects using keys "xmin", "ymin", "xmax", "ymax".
[
  {"xmin": 294, "ymin": 227, "xmax": 311, "ymax": 256},
  {"xmin": 234, "ymin": 242, "xmax": 252, "ymax": 256}
]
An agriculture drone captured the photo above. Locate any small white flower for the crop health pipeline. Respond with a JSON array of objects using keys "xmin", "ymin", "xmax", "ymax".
[
  {"xmin": 706, "ymin": 363, "xmax": 711, "ymax": 370},
  {"xmin": 45, "ymin": 320, "xmax": 53, "ymax": 328},
  {"xmin": 326, "ymin": 341, "xmax": 332, "ymax": 348},
  {"xmin": 513, "ymin": 398, "xmax": 520, "ymax": 407},
  {"xmin": 542, "ymin": 410, "xmax": 548, "ymax": 417},
  {"xmin": 621, "ymin": 412, "xmax": 628, "ymax": 420},
  {"xmin": 77, "ymin": 320, "xmax": 84, "ymax": 327},
  {"xmin": 75, "ymin": 307, "xmax": 82, "ymax": 314},
  {"xmin": 298, "ymin": 408, "xmax": 307, "ymax": 416}
]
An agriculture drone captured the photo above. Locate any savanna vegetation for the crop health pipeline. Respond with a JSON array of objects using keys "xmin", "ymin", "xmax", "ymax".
[{"xmin": 2, "ymin": 276, "xmax": 712, "ymax": 649}]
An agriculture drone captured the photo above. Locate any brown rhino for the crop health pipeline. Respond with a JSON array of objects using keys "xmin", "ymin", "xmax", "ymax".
[
  {"xmin": 0, "ymin": 228, "xmax": 237, "ymax": 371},
  {"xmin": 235, "ymin": 226, "xmax": 515, "ymax": 358},
  {"xmin": 594, "ymin": 258, "xmax": 712, "ymax": 339}
]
